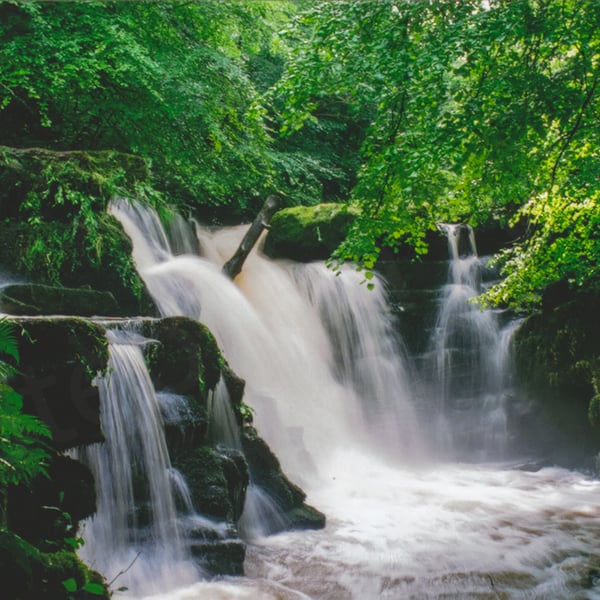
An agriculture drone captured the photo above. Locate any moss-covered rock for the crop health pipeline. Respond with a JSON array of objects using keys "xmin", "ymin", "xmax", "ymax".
[
  {"xmin": 143, "ymin": 316, "xmax": 222, "ymax": 399},
  {"xmin": 263, "ymin": 203, "xmax": 359, "ymax": 261},
  {"xmin": 142, "ymin": 316, "xmax": 226, "ymax": 449},
  {"xmin": 0, "ymin": 283, "xmax": 120, "ymax": 317},
  {"xmin": 242, "ymin": 426, "xmax": 325, "ymax": 530},
  {"xmin": 0, "ymin": 146, "xmax": 156, "ymax": 316},
  {"xmin": 173, "ymin": 446, "xmax": 248, "ymax": 523},
  {"xmin": 8, "ymin": 317, "xmax": 108, "ymax": 450},
  {"xmin": 513, "ymin": 288, "xmax": 600, "ymax": 463},
  {"xmin": 0, "ymin": 146, "xmax": 149, "ymax": 219}
]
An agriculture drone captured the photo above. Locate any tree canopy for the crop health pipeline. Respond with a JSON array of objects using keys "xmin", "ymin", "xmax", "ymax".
[
  {"xmin": 275, "ymin": 0, "xmax": 600, "ymax": 307},
  {"xmin": 0, "ymin": 0, "xmax": 294, "ymax": 218},
  {"xmin": 0, "ymin": 0, "xmax": 598, "ymax": 308}
]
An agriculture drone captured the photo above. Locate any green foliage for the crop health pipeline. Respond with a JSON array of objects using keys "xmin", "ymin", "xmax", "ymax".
[
  {"xmin": 0, "ymin": 0, "xmax": 294, "ymax": 215},
  {"xmin": 0, "ymin": 319, "xmax": 50, "ymax": 489},
  {"xmin": 276, "ymin": 0, "xmax": 600, "ymax": 307}
]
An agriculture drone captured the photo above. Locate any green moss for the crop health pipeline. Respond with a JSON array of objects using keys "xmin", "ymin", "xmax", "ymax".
[{"xmin": 263, "ymin": 203, "xmax": 360, "ymax": 261}]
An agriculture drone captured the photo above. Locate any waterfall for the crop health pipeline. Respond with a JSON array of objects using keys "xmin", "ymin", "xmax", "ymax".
[
  {"xmin": 78, "ymin": 329, "xmax": 199, "ymax": 596},
  {"xmin": 92, "ymin": 199, "xmax": 600, "ymax": 600},
  {"xmin": 109, "ymin": 198, "xmax": 423, "ymax": 485},
  {"xmin": 427, "ymin": 223, "xmax": 518, "ymax": 459}
]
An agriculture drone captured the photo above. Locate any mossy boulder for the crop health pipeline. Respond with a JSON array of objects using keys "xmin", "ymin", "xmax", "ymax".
[
  {"xmin": 8, "ymin": 317, "xmax": 108, "ymax": 450},
  {"xmin": 173, "ymin": 446, "xmax": 249, "ymax": 523},
  {"xmin": 0, "ymin": 283, "xmax": 120, "ymax": 317},
  {"xmin": 142, "ymin": 317, "xmax": 225, "ymax": 448},
  {"xmin": 513, "ymin": 288, "xmax": 600, "ymax": 463},
  {"xmin": 263, "ymin": 203, "xmax": 359, "ymax": 261},
  {"xmin": 143, "ymin": 316, "xmax": 222, "ymax": 399},
  {"xmin": 242, "ymin": 425, "xmax": 325, "ymax": 530},
  {"xmin": 0, "ymin": 146, "xmax": 156, "ymax": 316}
]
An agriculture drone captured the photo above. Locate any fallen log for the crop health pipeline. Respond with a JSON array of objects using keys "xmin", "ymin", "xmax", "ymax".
[{"xmin": 222, "ymin": 195, "xmax": 279, "ymax": 279}]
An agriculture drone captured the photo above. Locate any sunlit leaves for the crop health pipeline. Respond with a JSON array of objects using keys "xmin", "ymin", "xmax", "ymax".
[{"xmin": 277, "ymin": 0, "xmax": 600, "ymax": 308}]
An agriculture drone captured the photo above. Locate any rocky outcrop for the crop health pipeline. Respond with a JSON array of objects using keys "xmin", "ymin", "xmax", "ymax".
[
  {"xmin": 1, "ymin": 317, "xmax": 110, "ymax": 598},
  {"xmin": 242, "ymin": 425, "xmax": 325, "ymax": 530},
  {"xmin": 0, "ymin": 284, "xmax": 120, "ymax": 317},
  {"xmin": 0, "ymin": 146, "xmax": 155, "ymax": 316},
  {"xmin": 9, "ymin": 317, "xmax": 108, "ymax": 450},
  {"xmin": 513, "ymin": 286, "xmax": 600, "ymax": 465},
  {"xmin": 263, "ymin": 203, "xmax": 359, "ymax": 261}
]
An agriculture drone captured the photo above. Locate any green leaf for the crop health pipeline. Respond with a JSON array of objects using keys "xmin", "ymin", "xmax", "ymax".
[
  {"xmin": 62, "ymin": 578, "xmax": 78, "ymax": 593},
  {"xmin": 82, "ymin": 582, "xmax": 106, "ymax": 595}
]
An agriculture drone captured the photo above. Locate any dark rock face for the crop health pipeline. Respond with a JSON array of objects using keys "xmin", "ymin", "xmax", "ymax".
[
  {"xmin": 173, "ymin": 446, "xmax": 249, "ymax": 523},
  {"xmin": 512, "ymin": 289, "xmax": 600, "ymax": 465},
  {"xmin": 9, "ymin": 317, "xmax": 108, "ymax": 450},
  {"xmin": 0, "ymin": 283, "xmax": 121, "ymax": 317},
  {"xmin": 242, "ymin": 426, "xmax": 325, "ymax": 530},
  {"xmin": 143, "ymin": 316, "xmax": 222, "ymax": 399}
]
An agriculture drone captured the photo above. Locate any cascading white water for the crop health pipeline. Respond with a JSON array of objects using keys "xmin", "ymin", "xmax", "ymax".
[
  {"xmin": 104, "ymin": 199, "xmax": 600, "ymax": 600},
  {"xmin": 111, "ymin": 201, "xmax": 418, "ymax": 485},
  {"xmin": 78, "ymin": 329, "xmax": 200, "ymax": 596},
  {"xmin": 426, "ymin": 223, "xmax": 518, "ymax": 459}
]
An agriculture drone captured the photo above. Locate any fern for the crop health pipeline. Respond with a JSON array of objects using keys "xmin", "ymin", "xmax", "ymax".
[{"xmin": 0, "ymin": 321, "xmax": 51, "ymax": 489}]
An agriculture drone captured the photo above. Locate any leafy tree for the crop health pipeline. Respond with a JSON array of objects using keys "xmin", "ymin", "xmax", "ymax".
[
  {"xmin": 276, "ymin": 0, "xmax": 600, "ymax": 306},
  {"xmin": 0, "ymin": 0, "xmax": 291, "ymax": 218}
]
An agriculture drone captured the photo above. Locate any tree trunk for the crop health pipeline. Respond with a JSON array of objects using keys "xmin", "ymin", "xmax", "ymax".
[{"xmin": 222, "ymin": 195, "xmax": 279, "ymax": 279}]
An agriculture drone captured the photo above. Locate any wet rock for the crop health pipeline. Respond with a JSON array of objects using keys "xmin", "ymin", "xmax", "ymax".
[
  {"xmin": 190, "ymin": 540, "xmax": 245, "ymax": 576},
  {"xmin": 242, "ymin": 425, "xmax": 325, "ymax": 530},
  {"xmin": 0, "ymin": 283, "xmax": 120, "ymax": 317},
  {"xmin": 143, "ymin": 316, "xmax": 222, "ymax": 400},
  {"xmin": 8, "ymin": 317, "xmax": 108, "ymax": 450},
  {"xmin": 173, "ymin": 446, "xmax": 249, "ymax": 523}
]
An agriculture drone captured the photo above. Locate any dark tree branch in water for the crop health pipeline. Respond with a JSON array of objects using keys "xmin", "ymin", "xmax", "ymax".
[{"xmin": 222, "ymin": 195, "xmax": 279, "ymax": 279}]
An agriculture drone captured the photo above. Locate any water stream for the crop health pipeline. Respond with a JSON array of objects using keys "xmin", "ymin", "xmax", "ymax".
[{"xmin": 96, "ymin": 199, "xmax": 600, "ymax": 599}]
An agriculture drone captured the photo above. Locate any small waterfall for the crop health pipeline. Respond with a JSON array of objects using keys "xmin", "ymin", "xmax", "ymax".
[
  {"xmin": 427, "ymin": 223, "xmax": 517, "ymax": 459},
  {"xmin": 207, "ymin": 377, "xmax": 242, "ymax": 450},
  {"xmin": 78, "ymin": 329, "xmax": 199, "ymax": 595}
]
